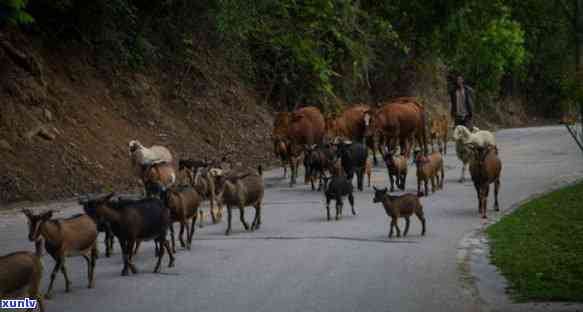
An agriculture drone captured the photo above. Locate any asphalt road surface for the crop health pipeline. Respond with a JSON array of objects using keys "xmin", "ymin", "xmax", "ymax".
[{"xmin": 1, "ymin": 126, "xmax": 582, "ymax": 312}]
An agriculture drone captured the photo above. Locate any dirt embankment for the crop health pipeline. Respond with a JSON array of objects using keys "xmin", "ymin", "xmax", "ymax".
[{"xmin": 0, "ymin": 30, "xmax": 276, "ymax": 205}]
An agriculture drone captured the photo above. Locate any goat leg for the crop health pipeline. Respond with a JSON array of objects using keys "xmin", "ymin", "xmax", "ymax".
[
  {"xmin": 239, "ymin": 206, "xmax": 250, "ymax": 230},
  {"xmin": 225, "ymin": 206, "xmax": 232, "ymax": 236},
  {"xmin": 326, "ymin": 197, "xmax": 331, "ymax": 221},
  {"xmin": 393, "ymin": 219, "xmax": 401, "ymax": 237},
  {"xmin": 59, "ymin": 259, "xmax": 72, "ymax": 293},
  {"xmin": 188, "ymin": 215, "xmax": 197, "ymax": 250},
  {"xmin": 403, "ymin": 217, "xmax": 410, "ymax": 237},
  {"xmin": 153, "ymin": 239, "xmax": 164, "ymax": 273},
  {"xmin": 494, "ymin": 179, "xmax": 501, "ymax": 211},
  {"xmin": 165, "ymin": 240, "xmax": 175, "ymax": 268},
  {"xmin": 179, "ymin": 222, "xmax": 186, "ymax": 249},
  {"xmin": 45, "ymin": 259, "xmax": 62, "ymax": 299},
  {"xmin": 388, "ymin": 219, "xmax": 394, "ymax": 238},
  {"xmin": 169, "ymin": 224, "xmax": 176, "ymax": 254},
  {"xmin": 349, "ymin": 193, "xmax": 356, "ymax": 216}
]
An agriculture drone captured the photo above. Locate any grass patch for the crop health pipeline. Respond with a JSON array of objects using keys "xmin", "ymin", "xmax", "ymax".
[{"xmin": 486, "ymin": 181, "xmax": 583, "ymax": 302}]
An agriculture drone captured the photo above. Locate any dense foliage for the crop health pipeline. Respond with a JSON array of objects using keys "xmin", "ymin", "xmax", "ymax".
[{"xmin": 1, "ymin": 0, "xmax": 581, "ymax": 117}]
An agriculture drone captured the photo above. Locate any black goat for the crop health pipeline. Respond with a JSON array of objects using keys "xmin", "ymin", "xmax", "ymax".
[
  {"xmin": 335, "ymin": 141, "xmax": 368, "ymax": 191},
  {"xmin": 321, "ymin": 174, "xmax": 356, "ymax": 221},
  {"xmin": 83, "ymin": 193, "xmax": 175, "ymax": 276}
]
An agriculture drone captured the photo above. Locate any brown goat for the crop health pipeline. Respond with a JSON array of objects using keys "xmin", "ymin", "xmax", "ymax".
[
  {"xmin": 415, "ymin": 151, "xmax": 444, "ymax": 197},
  {"xmin": 383, "ymin": 149, "xmax": 408, "ymax": 192},
  {"xmin": 211, "ymin": 167, "xmax": 264, "ymax": 235},
  {"xmin": 161, "ymin": 186, "xmax": 202, "ymax": 252},
  {"xmin": 142, "ymin": 163, "xmax": 176, "ymax": 197},
  {"xmin": 23, "ymin": 210, "xmax": 97, "ymax": 299},
  {"xmin": 430, "ymin": 114, "xmax": 449, "ymax": 155},
  {"xmin": 0, "ymin": 241, "xmax": 45, "ymax": 312},
  {"xmin": 469, "ymin": 144, "xmax": 502, "ymax": 218},
  {"xmin": 372, "ymin": 187, "xmax": 426, "ymax": 238}
]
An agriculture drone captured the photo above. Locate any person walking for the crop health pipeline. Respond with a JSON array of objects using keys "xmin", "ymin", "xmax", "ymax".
[{"xmin": 450, "ymin": 75, "xmax": 474, "ymax": 129}]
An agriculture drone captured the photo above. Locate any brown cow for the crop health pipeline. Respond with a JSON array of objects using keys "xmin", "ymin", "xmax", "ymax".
[
  {"xmin": 286, "ymin": 106, "xmax": 326, "ymax": 187},
  {"xmin": 325, "ymin": 104, "xmax": 379, "ymax": 165},
  {"xmin": 367, "ymin": 98, "xmax": 428, "ymax": 159},
  {"xmin": 272, "ymin": 112, "xmax": 292, "ymax": 177}
]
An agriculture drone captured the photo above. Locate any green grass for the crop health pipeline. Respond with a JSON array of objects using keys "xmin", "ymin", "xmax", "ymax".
[{"xmin": 486, "ymin": 181, "xmax": 583, "ymax": 302}]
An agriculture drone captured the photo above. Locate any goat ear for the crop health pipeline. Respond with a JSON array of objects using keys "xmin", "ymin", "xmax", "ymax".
[
  {"xmin": 22, "ymin": 209, "xmax": 32, "ymax": 217},
  {"xmin": 373, "ymin": 186, "xmax": 378, "ymax": 192},
  {"xmin": 43, "ymin": 210, "xmax": 54, "ymax": 220},
  {"xmin": 104, "ymin": 192, "xmax": 115, "ymax": 202}
]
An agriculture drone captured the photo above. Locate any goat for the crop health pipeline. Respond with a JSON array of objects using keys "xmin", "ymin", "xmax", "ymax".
[
  {"xmin": 335, "ymin": 140, "xmax": 368, "ymax": 191},
  {"xmin": 273, "ymin": 137, "xmax": 290, "ymax": 178},
  {"xmin": 415, "ymin": 151, "xmax": 444, "ymax": 197},
  {"xmin": 211, "ymin": 167, "xmax": 264, "ymax": 236},
  {"xmin": 365, "ymin": 158, "xmax": 372, "ymax": 187},
  {"xmin": 372, "ymin": 187, "xmax": 426, "ymax": 238},
  {"xmin": 304, "ymin": 144, "xmax": 336, "ymax": 191},
  {"xmin": 469, "ymin": 144, "xmax": 502, "ymax": 218},
  {"xmin": 453, "ymin": 125, "xmax": 496, "ymax": 182},
  {"xmin": 83, "ymin": 194, "xmax": 174, "ymax": 276},
  {"xmin": 129, "ymin": 140, "xmax": 173, "ymax": 167},
  {"xmin": 22, "ymin": 210, "xmax": 97, "ymax": 299},
  {"xmin": 191, "ymin": 166, "xmax": 223, "ymax": 225},
  {"xmin": 0, "ymin": 240, "xmax": 45, "ymax": 312},
  {"xmin": 430, "ymin": 114, "xmax": 449, "ymax": 155},
  {"xmin": 321, "ymin": 174, "xmax": 356, "ymax": 221},
  {"xmin": 383, "ymin": 148, "xmax": 408, "ymax": 192},
  {"xmin": 160, "ymin": 185, "xmax": 201, "ymax": 252},
  {"xmin": 142, "ymin": 163, "xmax": 176, "ymax": 197}
]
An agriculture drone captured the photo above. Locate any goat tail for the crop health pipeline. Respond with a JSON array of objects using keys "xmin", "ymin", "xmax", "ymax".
[{"xmin": 258, "ymin": 165, "xmax": 263, "ymax": 177}]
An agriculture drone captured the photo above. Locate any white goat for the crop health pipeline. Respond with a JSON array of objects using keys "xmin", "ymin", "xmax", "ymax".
[
  {"xmin": 129, "ymin": 140, "xmax": 173, "ymax": 165},
  {"xmin": 452, "ymin": 126, "xmax": 496, "ymax": 182}
]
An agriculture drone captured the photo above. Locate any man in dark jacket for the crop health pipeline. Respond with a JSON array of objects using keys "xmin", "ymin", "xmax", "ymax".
[{"xmin": 450, "ymin": 75, "xmax": 474, "ymax": 128}]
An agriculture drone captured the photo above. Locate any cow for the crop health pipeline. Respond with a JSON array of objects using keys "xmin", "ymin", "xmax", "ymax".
[
  {"xmin": 286, "ymin": 106, "xmax": 326, "ymax": 187},
  {"xmin": 366, "ymin": 97, "xmax": 428, "ymax": 159}
]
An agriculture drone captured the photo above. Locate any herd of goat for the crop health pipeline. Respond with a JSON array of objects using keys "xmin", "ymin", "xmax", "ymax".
[{"xmin": 0, "ymin": 97, "xmax": 502, "ymax": 311}]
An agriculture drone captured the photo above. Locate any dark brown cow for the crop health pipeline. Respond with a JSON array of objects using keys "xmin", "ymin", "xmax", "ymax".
[
  {"xmin": 325, "ymin": 104, "xmax": 379, "ymax": 165},
  {"xmin": 367, "ymin": 98, "xmax": 428, "ymax": 159},
  {"xmin": 286, "ymin": 106, "xmax": 326, "ymax": 186}
]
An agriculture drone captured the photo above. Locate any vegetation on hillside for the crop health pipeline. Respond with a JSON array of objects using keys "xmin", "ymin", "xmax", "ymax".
[{"xmin": 1, "ymin": 0, "xmax": 582, "ymax": 117}]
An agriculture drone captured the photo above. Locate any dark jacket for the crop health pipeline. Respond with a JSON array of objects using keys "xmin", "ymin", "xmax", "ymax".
[{"xmin": 450, "ymin": 85, "xmax": 474, "ymax": 118}]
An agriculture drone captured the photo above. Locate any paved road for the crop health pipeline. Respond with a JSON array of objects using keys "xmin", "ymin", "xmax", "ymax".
[{"xmin": 1, "ymin": 126, "xmax": 582, "ymax": 312}]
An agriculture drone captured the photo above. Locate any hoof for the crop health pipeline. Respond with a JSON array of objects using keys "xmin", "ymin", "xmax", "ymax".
[
  {"xmin": 169, "ymin": 261, "xmax": 175, "ymax": 268},
  {"xmin": 121, "ymin": 270, "xmax": 129, "ymax": 276},
  {"xmin": 44, "ymin": 293, "xmax": 52, "ymax": 300},
  {"xmin": 225, "ymin": 231, "xmax": 231, "ymax": 236}
]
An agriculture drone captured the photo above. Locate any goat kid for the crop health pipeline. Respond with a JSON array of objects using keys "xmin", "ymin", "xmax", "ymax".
[{"xmin": 372, "ymin": 187, "xmax": 426, "ymax": 238}]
